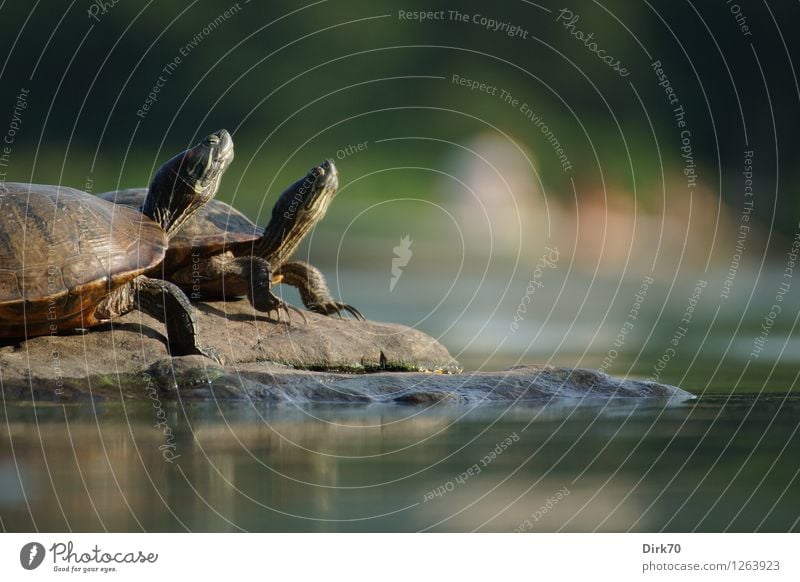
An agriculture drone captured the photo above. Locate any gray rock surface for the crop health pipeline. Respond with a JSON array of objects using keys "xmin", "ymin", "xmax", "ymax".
[
  {"xmin": 147, "ymin": 359, "xmax": 694, "ymax": 403},
  {"xmin": 0, "ymin": 298, "xmax": 693, "ymax": 403}
]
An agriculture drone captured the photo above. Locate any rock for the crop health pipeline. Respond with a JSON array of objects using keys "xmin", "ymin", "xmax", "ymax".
[
  {"xmin": 143, "ymin": 361, "xmax": 691, "ymax": 403},
  {"xmin": 0, "ymin": 298, "xmax": 693, "ymax": 403},
  {"xmin": 0, "ymin": 297, "xmax": 458, "ymax": 383}
]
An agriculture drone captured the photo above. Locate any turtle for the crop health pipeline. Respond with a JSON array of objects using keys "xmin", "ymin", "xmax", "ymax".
[
  {"xmin": 0, "ymin": 130, "xmax": 234, "ymax": 361},
  {"xmin": 99, "ymin": 158, "xmax": 364, "ymax": 320}
]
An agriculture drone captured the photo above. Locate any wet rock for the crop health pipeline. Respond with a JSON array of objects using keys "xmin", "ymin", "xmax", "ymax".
[
  {"xmin": 0, "ymin": 299, "xmax": 693, "ymax": 403},
  {"xmin": 0, "ymin": 297, "xmax": 459, "ymax": 397}
]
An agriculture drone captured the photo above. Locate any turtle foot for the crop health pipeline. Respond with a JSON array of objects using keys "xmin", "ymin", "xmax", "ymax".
[
  {"xmin": 260, "ymin": 300, "xmax": 306, "ymax": 326},
  {"xmin": 309, "ymin": 301, "xmax": 365, "ymax": 321},
  {"xmin": 195, "ymin": 345, "xmax": 225, "ymax": 365}
]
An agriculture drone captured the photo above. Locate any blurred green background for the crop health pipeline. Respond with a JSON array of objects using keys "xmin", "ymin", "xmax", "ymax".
[{"xmin": 1, "ymin": 0, "xmax": 798, "ymax": 389}]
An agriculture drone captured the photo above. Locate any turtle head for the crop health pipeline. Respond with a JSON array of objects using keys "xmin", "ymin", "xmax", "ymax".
[
  {"xmin": 276, "ymin": 158, "xmax": 338, "ymax": 223},
  {"xmin": 258, "ymin": 159, "xmax": 339, "ymax": 263},
  {"xmin": 144, "ymin": 129, "xmax": 234, "ymax": 237}
]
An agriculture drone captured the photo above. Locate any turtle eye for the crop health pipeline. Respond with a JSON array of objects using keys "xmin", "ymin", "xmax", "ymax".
[{"xmin": 205, "ymin": 134, "xmax": 220, "ymax": 147}]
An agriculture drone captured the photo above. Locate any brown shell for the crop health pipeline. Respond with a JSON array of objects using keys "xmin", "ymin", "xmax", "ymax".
[
  {"xmin": 0, "ymin": 183, "xmax": 167, "ymax": 337},
  {"xmin": 101, "ymin": 188, "xmax": 262, "ymax": 270}
]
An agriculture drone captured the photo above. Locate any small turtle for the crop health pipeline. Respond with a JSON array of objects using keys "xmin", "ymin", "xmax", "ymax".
[
  {"xmin": 0, "ymin": 130, "xmax": 234, "ymax": 361},
  {"xmin": 100, "ymin": 159, "xmax": 363, "ymax": 320}
]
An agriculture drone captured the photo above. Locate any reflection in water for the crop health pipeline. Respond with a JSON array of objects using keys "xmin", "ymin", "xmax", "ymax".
[{"xmin": 1, "ymin": 396, "xmax": 798, "ymax": 532}]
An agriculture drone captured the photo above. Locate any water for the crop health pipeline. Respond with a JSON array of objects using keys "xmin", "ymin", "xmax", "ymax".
[
  {"xmin": 2, "ymin": 267, "xmax": 798, "ymax": 532},
  {"xmin": 1, "ymin": 393, "xmax": 798, "ymax": 532}
]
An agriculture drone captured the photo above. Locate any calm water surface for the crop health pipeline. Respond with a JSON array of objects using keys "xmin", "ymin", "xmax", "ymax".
[{"xmin": 1, "ymin": 392, "xmax": 798, "ymax": 532}]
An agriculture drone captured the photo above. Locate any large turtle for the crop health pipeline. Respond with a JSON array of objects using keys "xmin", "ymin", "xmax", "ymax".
[
  {"xmin": 0, "ymin": 130, "xmax": 234, "ymax": 361},
  {"xmin": 99, "ymin": 158, "xmax": 363, "ymax": 320}
]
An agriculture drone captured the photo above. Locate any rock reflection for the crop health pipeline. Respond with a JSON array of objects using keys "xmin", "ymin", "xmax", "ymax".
[{"xmin": 1, "ymin": 397, "xmax": 798, "ymax": 531}]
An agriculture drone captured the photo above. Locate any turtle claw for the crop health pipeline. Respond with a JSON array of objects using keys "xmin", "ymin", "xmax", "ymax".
[
  {"xmin": 310, "ymin": 301, "xmax": 365, "ymax": 321},
  {"xmin": 196, "ymin": 346, "xmax": 225, "ymax": 366},
  {"xmin": 333, "ymin": 301, "xmax": 364, "ymax": 321},
  {"xmin": 266, "ymin": 305, "xmax": 284, "ymax": 323},
  {"xmin": 250, "ymin": 288, "xmax": 303, "ymax": 325},
  {"xmin": 250, "ymin": 287, "xmax": 283, "ymax": 313},
  {"xmin": 285, "ymin": 302, "xmax": 307, "ymax": 325},
  {"xmin": 341, "ymin": 304, "xmax": 365, "ymax": 321},
  {"xmin": 272, "ymin": 303, "xmax": 288, "ymax": 324},
  {"xmin": 263, "ymin": 299, "xmax": 305, "ymax": 326}
]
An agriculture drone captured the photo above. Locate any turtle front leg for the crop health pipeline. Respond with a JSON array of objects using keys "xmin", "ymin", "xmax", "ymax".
[
  {"xmin": 217, "ymin": 255, "xmax": 300, "ymax": 321},
  {"xmin": 275, "ymin": 260, "xmax": 365, "ymax": 320},
  {"xmin": 98, "ymin": 276, "xmax": 223, "ymax": 364}
]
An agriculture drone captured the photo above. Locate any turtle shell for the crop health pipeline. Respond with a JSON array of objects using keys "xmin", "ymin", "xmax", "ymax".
[
  {"xmin": 101, "ymin": 188, "xmax": 263, "ymax": 270},
  {"xmin": 0, "ymin": 183, "xmax": 168, "ymax": 337}
]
